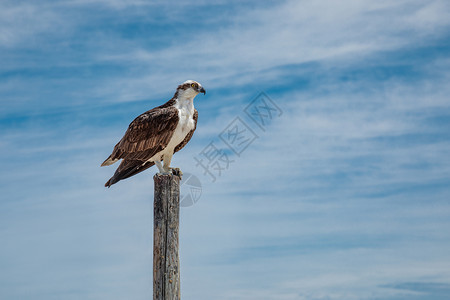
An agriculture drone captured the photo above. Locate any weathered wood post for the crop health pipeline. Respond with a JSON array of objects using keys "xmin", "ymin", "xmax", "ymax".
[{"xmin": 153, "ymin": 169, "xmax": 182, "ymax": 300}]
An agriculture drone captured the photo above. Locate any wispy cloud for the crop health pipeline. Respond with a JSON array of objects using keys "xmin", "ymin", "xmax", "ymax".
[{"xmin": 1, "ymin": 0, "xmax": 450, "ymax": 299}]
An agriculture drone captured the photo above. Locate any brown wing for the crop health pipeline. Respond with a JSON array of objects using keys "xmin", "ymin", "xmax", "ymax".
[
  {"xmin": 104, "ymin": 106, "xmax": 179, "ymax": 164},
  {"xmin": 104, "ymin": 159, "xmax": 155, "ymax": 187},
  {"xmin": 102, "ymin": 107, "xmax": 196, "ymax": 188},
  {"xmin": 174, "ymin": 109, "xmax": 198, "ymax": 153}
]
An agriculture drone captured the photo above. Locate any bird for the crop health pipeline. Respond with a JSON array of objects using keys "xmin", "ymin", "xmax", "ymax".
[{"xmin": 101, "ymin": 80, "xmax": 206, "ymax": 187}]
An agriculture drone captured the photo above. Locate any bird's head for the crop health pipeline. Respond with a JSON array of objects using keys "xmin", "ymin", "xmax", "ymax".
[{"xmin": 176, "ymin": 80, "xmax": 206, "ymax": 99}]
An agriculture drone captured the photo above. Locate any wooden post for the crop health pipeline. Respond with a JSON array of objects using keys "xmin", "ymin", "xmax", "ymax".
[{"xmin": 153, "ymin": 170, "xmax": 182, "ymax": 300}]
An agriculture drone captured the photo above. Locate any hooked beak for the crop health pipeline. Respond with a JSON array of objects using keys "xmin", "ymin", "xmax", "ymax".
[{"xmin": 199, "ymin": 87, "xmax": 206, "ymax": 95}]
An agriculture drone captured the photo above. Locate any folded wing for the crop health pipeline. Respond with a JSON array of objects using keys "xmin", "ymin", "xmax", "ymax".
[
  {"xmin": 102, "ymin": 108, "xmax": 198, "ymax": 187},
  {"xmin": 102, "ymin": 106, "xmax": 179, "ymax": 186}
]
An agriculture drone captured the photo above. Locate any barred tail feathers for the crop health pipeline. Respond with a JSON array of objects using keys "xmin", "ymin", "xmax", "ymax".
[{"xmin": 105, "ymin": 160, "xmax": 155, "ymax": 187}]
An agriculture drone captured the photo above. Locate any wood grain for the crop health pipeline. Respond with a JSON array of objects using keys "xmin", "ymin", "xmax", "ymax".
[{"xmin": 153, "ymin": 170, "xmax": 182, "ymax": 300}]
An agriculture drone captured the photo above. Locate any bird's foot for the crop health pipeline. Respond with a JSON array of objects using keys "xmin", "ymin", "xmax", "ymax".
[
  {"xmin": 158, "ymin": 167, "xmax": 182, "ymax": 175},
  {"xmin": 170, "ymin": 167, "xmax": 183, "ymax": 178},
  {"xmin": 158, "ymin": 167, "xmax": 182, "ymax": 179}
]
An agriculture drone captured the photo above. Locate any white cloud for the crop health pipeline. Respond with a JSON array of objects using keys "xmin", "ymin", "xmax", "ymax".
[
  {"xmin": 0, "ymin": 2, "xmax": 65, "ymax": 48},
  {"xmin": 1, "ymin": 0, "xmax": 450, "ymax": 299},
  {"xmin": 87, "ymin": 0, "xmax": 450, "ymax": 104}
]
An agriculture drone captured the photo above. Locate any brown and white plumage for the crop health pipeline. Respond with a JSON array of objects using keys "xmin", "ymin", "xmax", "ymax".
[{"xmin": 101, "ymin": 80, "xmax": 205, "ymax": 187}]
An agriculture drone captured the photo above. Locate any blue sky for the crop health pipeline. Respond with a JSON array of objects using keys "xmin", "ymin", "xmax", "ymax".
[{"xmin": 1, "ymin": 0, "xmax": 450, "ymax": 299}]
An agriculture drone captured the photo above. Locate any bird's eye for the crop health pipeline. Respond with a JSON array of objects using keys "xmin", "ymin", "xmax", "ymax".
[{"xmin": 191, "ymin": 83, "xmax": 196, "ymax": 88}]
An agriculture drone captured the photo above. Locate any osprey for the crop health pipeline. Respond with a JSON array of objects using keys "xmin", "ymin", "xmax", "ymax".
[{"xmin": 101, "ymin": 80, "xmax": 206, "ymax": 187}]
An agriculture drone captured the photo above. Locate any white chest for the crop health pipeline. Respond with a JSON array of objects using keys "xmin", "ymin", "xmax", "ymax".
[
  {"xmin": 167, "ymin": 97, "xmax": 195, "ymax": 148},
  {"xmin": 147, "ymin": 95, "xmax": 196, "ymax": 163}
]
